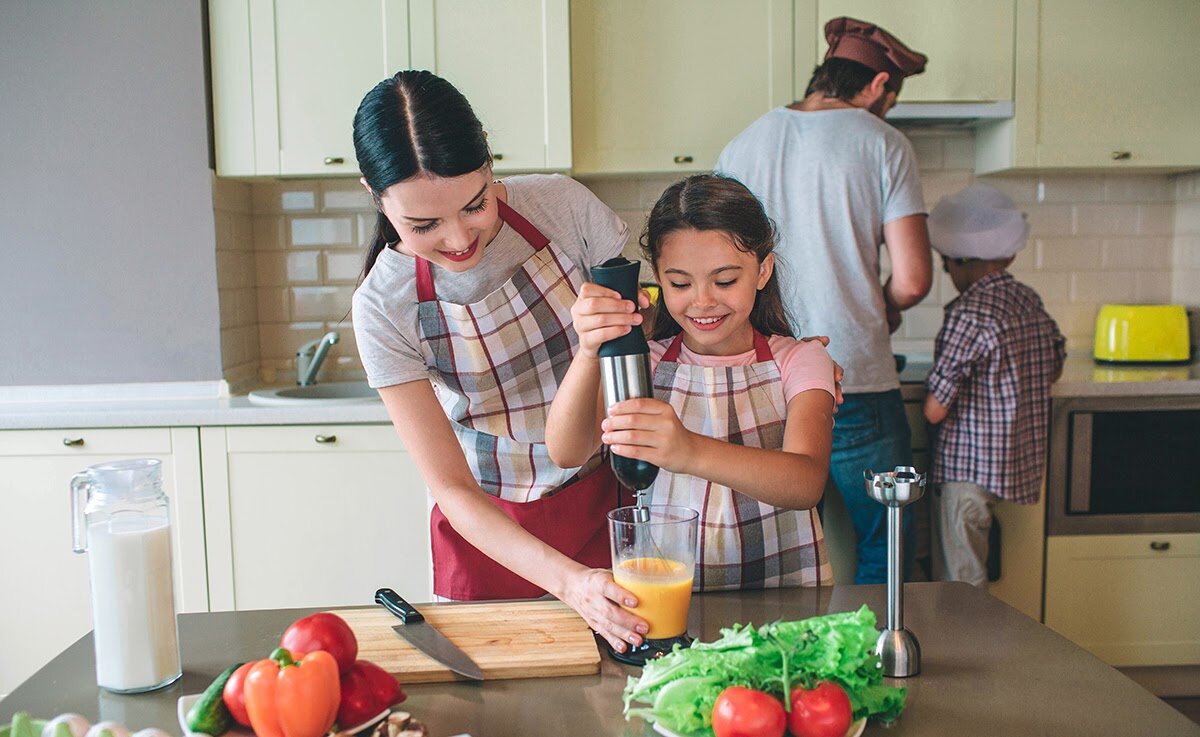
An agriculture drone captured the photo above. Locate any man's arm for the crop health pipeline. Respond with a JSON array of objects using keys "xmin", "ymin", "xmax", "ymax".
[
  {"xmin": 882, "ymin": 214, "xmax": 933, "ymax": 310},
  {"xmin": 923, "ymin": 392, "xmax": 949, "ymax": 424}
]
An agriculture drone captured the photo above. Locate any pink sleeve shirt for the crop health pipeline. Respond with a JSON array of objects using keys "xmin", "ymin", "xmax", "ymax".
[{"xmin": 649, "ymin": 334, "xmax": 836, "ymax": 403}]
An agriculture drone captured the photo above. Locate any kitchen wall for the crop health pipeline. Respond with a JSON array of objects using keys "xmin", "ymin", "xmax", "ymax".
[{"xmin": 226, "ymin": 129, "xmax": 1193, "ymax": 385}]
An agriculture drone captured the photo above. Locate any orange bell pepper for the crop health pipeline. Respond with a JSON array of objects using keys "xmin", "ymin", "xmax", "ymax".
[{"xmin": 244, "ymin": 647, "xmax": 341, "ymax": 737}]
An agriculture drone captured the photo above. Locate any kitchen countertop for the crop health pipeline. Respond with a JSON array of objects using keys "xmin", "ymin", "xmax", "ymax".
[{"xmin": 2, "ymin": 583, "xmax": 1196, "ymax": 736}]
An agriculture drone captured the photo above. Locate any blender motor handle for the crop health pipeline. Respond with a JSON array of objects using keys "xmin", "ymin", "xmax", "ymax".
[{"xmin": 590, "ymin": 257, "xmax": 650, "ymax": 359}]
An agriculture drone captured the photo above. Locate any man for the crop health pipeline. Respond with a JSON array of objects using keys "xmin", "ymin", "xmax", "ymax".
[{"xmin": 716, "ymin": 17, "xmax": 932, "ymax": 584}]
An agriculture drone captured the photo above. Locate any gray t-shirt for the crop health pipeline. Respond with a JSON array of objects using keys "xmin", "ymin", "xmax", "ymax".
[
  {"xmin": 353, "ymin": 174, "xmax": 629, "ymax": 388},
  {"xmin": 716, "ymin": 107, "xmax": 925, "ymax": 392}
]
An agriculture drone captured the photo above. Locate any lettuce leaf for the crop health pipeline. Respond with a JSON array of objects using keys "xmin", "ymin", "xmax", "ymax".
[{"xmin": 622, "ymin": 605, "xmax": 905, "ymax": 736}]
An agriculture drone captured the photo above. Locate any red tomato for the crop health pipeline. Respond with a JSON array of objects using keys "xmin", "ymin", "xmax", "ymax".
[
  {"xmin": 280, "ymin": 613, "xmax": 359, "ymax": 674},
  {"xmin": 222, "ymin": 662, "xmax": 255, "ymax": 727},
  {"xmin": 711, "ymin": 686, "xmax": 787, "ymax": 737},
  {"xmin": 788, "ymin": 681, "xmax": 853, "ymax": 737},
  {"xmin": 338, "ymin": 660, "xmax": 406, "ymax": 727}
]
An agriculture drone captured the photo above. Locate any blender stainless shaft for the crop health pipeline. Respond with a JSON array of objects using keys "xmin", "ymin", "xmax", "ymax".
[{"xmin": 864, "ymin": 466, "xmax": 926, "ymax": 678}]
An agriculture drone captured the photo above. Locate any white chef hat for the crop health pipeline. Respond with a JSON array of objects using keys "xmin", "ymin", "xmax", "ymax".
[{"xmin": 927, "ymin": 184, "xmax": 1030, "ymax": 260}]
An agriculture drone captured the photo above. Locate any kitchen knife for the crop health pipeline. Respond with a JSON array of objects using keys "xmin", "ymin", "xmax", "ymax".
[{"xmin": 374, "ymin": 587, "xmax": 485, "ymax": 681}]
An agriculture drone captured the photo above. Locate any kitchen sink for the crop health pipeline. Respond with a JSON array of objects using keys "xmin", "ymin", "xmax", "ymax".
[{"xmin": 247, "ymin": 381, "xmax": 380, "ymax": 406}]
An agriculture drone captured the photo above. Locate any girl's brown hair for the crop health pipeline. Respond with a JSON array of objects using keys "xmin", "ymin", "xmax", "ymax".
[{"xmin": 640, "ymin": 174, "xmax": 793, "ymax": 341}]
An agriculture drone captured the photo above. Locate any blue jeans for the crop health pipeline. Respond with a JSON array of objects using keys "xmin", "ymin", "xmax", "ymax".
[{"xmin": 826, "ymin": 390, "xmax": 913, "ymax": 584}]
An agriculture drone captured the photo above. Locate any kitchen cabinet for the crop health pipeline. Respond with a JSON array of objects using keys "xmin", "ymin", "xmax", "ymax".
[
  {"xmin": 1045, "ymin": 532, "xmax": 1200, "ymax": 667},
  {"xmin": 977, "ymin": 0, "xmax": 1200, "ymax": 172},
  {"xmin": 209, "ymin": 0, "xmax": 569, "ymax": 177},
  {"xmin": 814, "ymin": 0, "xmax": 1015, "ymax": 103},
  {"xmin": 200, "ymin": 424, "xmax": 431, "ymax": 611},
  {"xmin": 0, "ymin": 428, "xmax": 206, "ymax": 696},
  {"xmin": 570, "ymin": 0, "xmax": 804, "ymax": 174},
  {"xmin": 408, "ymin": 0, "xmax": 571, "ymax": 172}
]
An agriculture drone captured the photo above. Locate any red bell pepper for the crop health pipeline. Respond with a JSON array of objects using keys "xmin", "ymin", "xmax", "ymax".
[
  {"xmin": 222, "ymin": 661, "xmax": 256, "ymax": 727},
  {"xmin": 244, "ymin": 647, "xmax": 340, "ymax": 737},
  {"xmin": 338, "ymin": 660, "xmax": 406, "ymax": 728}
]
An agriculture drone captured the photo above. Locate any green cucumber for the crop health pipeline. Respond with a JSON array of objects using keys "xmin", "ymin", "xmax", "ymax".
[{"xmin": 185, "ymin": 663, "xmax": 243, "ymax": 736}]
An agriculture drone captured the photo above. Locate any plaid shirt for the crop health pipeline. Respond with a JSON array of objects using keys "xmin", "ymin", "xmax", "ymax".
[{"xmin": 927, "ymin": 272, "xmax": 1066, "ymax": 503}]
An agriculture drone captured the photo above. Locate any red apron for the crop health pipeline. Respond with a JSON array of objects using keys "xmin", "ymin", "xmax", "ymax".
[{"xmin": 416, "ymin": 198, "xmax": 629, "ymax": 600}]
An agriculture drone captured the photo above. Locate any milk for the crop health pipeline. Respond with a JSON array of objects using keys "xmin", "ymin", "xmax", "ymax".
[{"xmin": 87, "ymin": 515, "xmax": 181, "ymax": 692}]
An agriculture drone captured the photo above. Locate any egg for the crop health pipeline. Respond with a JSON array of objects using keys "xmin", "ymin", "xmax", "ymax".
[
  {"xmin": 83, "ymin": 722, "xmax": 131, "ymax": 737},
  {"xmin": 42, "ymin": 714, "xmax": 90, "ymax": 737}
]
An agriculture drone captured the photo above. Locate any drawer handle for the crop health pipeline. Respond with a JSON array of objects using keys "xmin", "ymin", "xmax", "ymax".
[
  {"xmin": 493, "ymin": 153, "xmax": 504, "ymax": 161},
  {"xmin": 1111, "ymin": 151, "xmax": 1132, "ymax": 161},
  {"xmin": 314, "ymin": 434, "xmax": 337, "ymax": 444},
  {"xmin": 324, "ymin": 156, "xmax": 345, "ymax": 165},
  {"xmin": 673, "ymin": 155, "xmax": 693, "ymax": 164},
  {"xmin": 62, "ymin": 437, "xmax": 85, "ymax": 447},
  {"xmin": 1149, "ymin": 541, "xmax": 1171, "ymax": 552}
]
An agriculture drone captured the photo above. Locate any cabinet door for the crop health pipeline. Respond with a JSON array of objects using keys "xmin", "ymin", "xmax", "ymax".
[
  {"xmin": 409, "ymin": 0, "xmax": 571, "ymax": 172},
  {"xmin": 0, "ymin": 428, "xmax": 205, "ymax": 695},
  {"xmin": 204, "ymin": 425, "xmax": 431, "ymax": 611},
  {"xmin": 1035, "ymin": 0, "xmax": 1200, "ymax": 168},
  {"xmin": 1045, "ymin": 533, "xmax": 1200, "ymax": 666},
  {"xmin": 571, "ymin": 0, "xmax": 796, "ymax": 174},
  {"xmin": 815, "ymin": 1, "xmax": 1014, "ymax": 102}
]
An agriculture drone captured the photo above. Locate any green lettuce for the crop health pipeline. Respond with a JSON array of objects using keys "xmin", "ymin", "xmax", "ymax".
[{"xmin": 623, "ymin": 605, "xmax": 905, "ymax": 735}]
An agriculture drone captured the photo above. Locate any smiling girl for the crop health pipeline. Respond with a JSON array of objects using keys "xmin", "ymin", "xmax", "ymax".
[{"xmin": 546, "ymin": 174, "xmax": 835, "ymax": 590}]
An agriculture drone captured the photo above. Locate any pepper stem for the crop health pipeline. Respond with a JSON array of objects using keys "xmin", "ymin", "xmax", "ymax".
[{"xmin": 270, "ymin": 647, "xmax": 296, "ymax": 667}]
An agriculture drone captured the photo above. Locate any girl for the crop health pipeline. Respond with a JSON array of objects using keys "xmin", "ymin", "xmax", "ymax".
[
  {"xmin": 546, "ymin": 174, "xmax": 835, "ymax": 590},
  {"xmin": 350, "ymin": 70, "xmax": 649, "ymax": 653}
]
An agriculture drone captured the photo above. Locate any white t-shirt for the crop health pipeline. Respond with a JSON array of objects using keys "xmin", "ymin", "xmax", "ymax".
[
  {"xmin": 716, "ymin": 107, "xmax": 926, "ymax": 393},
  {"xmin": 353, "ymin": 174, "xmax": 629, "ymax": 388},
  {"xmin": 649, "ymin": 335, "xmax": 836, "ymax": 403}
]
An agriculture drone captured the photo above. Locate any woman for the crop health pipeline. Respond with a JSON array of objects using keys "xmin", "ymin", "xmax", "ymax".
[{"xmin": 350, "ymin": 70, "xmax": 649, "ymax": 654}]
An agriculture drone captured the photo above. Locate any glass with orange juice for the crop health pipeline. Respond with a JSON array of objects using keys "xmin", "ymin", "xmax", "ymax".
[{"xmin": 607, "ymin": 505, "xmax": 698, "ymax": 665}]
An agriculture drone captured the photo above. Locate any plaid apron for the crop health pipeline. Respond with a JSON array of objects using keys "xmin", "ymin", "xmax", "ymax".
[
  {"xmin": 651, "ymin": 331, "xmax": 832, "ymax": 591},
  {"xmin": 416, "ymin": 198, "xmax": 623, "ymax": 600}
]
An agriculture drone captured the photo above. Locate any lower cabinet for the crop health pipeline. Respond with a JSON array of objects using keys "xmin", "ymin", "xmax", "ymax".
[
  {"xmin": 0, "ymin": 427, "xmax": 206, "ymax": 696},
  {"xmin": 200, "ymin": 424, "xmax": 432, "ymax": 611},
  {"xmin": 1044, "ymin": 533, "xmax": 1200, "ymax": 667}
]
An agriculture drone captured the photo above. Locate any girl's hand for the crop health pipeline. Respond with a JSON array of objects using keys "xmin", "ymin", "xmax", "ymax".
[
  {"xmin": 559, "ymin": 567, "xmax": 649, "ymax": 653},
  {"xmin": 602, "ymin": 397, "xmax": 696, "ymax": 473},
  {"xmin": 571, "ymin": 282, "xmax": 643, "ymax": 359}
]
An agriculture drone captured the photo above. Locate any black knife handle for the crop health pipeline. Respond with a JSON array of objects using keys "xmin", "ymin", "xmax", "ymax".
[{"xmin": 375, "ymin": 588, "xmax": 424, "ymax": 624}]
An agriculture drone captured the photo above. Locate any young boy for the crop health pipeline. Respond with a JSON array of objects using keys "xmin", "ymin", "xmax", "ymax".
[{"xmin": 923, "ymin": 185, "xmax": 1066, "ymax": 587}]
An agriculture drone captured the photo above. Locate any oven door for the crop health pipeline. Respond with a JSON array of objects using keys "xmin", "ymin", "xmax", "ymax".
[{"xmin": 1048, "ymin": 395, "xmax": 1200, "ymax": 535}]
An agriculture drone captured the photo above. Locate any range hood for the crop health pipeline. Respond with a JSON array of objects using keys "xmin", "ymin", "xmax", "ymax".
[{"xmin": 886, "ymin": 101, "xmax": 1013, "ymax": 127}]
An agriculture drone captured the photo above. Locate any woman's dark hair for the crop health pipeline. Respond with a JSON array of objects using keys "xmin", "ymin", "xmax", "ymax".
[
  {"xmin": 803, "ymin": 57, "xmax": 901, "ymax": 101},
  {"xmin": 353, "ymin": 70, "xmax": 492, "ymax": 279},
  {"xmin": 640, "ymin": 174, "xmax": 792, "ymax": 341}
]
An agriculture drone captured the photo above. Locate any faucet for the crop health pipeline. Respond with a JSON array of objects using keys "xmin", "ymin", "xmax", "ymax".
[{"xmin": 296, "ymin": 331, "xmax": 339, "ymax": 386}]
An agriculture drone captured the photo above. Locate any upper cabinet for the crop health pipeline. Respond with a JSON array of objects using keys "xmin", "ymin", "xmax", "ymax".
[
  {"xmin": 209, "ymin": 0, "xmax": 569, "ymax": 177},
  {"xmin": 813, "ymin": 1, "xmax": 1015, "ymax": 103},
  {"xmin": 977, "ymin": 0, "xmax": 1200, "ymax": 173},
  {"xmin": 570, "ymin": 0, "xmax": 803, "ymax": 175}
]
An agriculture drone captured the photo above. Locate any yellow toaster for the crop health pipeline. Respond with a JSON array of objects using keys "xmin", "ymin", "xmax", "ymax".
[{"xmin": 1093, "ymin": 304, "xmax": 1191, "ymax": 364}]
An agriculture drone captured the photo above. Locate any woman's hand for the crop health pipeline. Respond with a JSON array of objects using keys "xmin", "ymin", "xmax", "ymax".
[
  {"xmin": 571, "ymin": 282, "xmax": 643, "ymax": 359},
  {"xmin": 559, "ymin": 567, "xmax": 649, "ymax": 653},
  {"xmin": 602, "ymin": 397, "xmax": 697, "ymax": 474}
]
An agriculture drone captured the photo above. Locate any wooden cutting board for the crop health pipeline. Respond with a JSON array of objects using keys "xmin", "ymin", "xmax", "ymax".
[{"xmin": 326, "ymin": 600, "xmax": 601, "ymax": 683}]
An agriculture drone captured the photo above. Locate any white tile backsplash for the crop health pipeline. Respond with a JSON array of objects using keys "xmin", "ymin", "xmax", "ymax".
[{"xmin": 291, "ymin": 217, "xmax": 353, "ymax": 247}]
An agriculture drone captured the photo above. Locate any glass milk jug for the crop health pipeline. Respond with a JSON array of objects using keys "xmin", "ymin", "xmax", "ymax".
[{"xmin": 71, "ymin": 458, "xmax": 182, "ymax": 693}]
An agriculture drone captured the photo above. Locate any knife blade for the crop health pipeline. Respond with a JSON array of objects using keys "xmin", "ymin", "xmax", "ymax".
[{"xmin": 374, "ymin": 587, "xmax": 485, "ymax": 681}]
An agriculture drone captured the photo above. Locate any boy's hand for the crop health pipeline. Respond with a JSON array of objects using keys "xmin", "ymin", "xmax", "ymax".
[
  {"xmin": 571, "ymin": 282, "xmax": 643, "ymax": 359},
  {"xmin": 601, "ymin": 397, "xmax": 695, "ymax": 474}
]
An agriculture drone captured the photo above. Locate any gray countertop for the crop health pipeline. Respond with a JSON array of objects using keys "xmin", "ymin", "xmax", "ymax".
[{"xmin": 2, "ymin": 583, "xmax": 1196, "ymax": 736}]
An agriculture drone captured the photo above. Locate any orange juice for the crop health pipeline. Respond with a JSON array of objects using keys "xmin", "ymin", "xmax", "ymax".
[{"xmin": 613, "ymin": 557, "xmax": 694, "ymax": 639}]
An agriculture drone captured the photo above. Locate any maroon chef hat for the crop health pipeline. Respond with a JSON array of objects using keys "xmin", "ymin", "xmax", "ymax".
[{"xmin": 824, "ymin": 17, "xmax": 927, "ymax": 85}]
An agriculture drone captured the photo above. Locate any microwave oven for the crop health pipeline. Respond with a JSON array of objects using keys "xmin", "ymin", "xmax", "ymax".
[{"xmin": 1046, "ymin": 394, "xmax": 1200, "ymax": 536}]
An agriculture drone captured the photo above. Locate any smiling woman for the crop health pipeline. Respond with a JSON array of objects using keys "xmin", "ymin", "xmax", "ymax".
[{"xmin": 346, "ymin": 70, "xmax": 652, "ymax": 656}]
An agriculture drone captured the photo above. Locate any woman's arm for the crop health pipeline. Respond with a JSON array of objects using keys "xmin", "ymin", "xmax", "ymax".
[
  {"xmin": 602, "ymin": 389, "xmax": 834, "ymax": 510},
  {"xmin": 379, "ymin": 380, "xmax": 648, "ymax": 652}
]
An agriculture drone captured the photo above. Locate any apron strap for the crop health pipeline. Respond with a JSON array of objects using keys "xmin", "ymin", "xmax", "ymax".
[
  {"xmin": 414, "ymin": 197, "xmax": 551, "ymax": 304},
  {"xmin": 660, "ymin": 330, "xmax": 774, "ymax": 363}
]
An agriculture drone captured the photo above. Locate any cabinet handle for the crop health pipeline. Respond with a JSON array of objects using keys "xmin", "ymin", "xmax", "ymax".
[
  {"xmin": 1149, "ymin": 541, "xmax": 1171, "ymax": 551},
  {"xmin": 493, "ymin": 153, "xmax": 504, "ymax": 161},
  {"xmin": 323, "ymin": 157, "xmax": 345, "ymax": 165},
  {"xmin": 673, "ymin": 155, "xmax": 694, "ymax": 164},
  {"xmin": 62, "ymin": 437, "xmax": 85, "ymax": 447},
  {"xmin": 314, "ymin": 434, "xmax": 337, "ymax": 444},
  {"xmin": 1111, "ymin": 151, "xmax": 1132, "ymax": 161}
]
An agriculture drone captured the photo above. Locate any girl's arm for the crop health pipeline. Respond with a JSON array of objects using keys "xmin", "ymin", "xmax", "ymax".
[
  {"xmin": 544, "ymin": 282, "xmax": 644, "ymax": 467},
  {"xmin": 378, "ymin": 380, "xmax": 649, "ymax": 653},
  {"xmin": 602, "ymin": 389, "xmax": 834, "ymax": 510}
]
